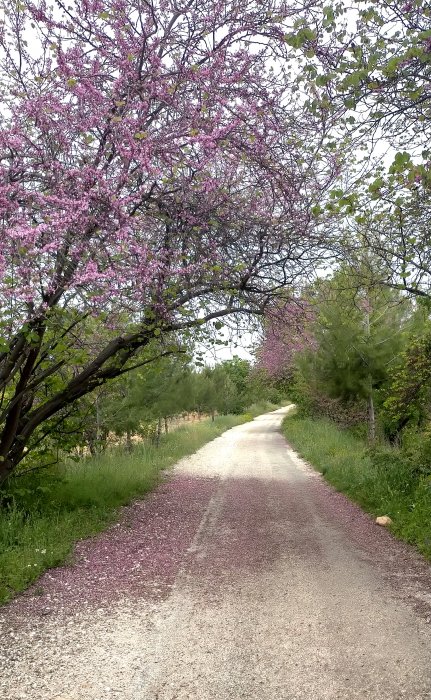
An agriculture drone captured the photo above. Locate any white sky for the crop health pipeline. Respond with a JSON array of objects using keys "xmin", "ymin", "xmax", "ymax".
[{"xmin": 198, "ymin": 327, "xmax": 256, "ymax": 365}]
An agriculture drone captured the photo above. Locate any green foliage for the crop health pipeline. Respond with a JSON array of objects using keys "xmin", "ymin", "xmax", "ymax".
[
  {"xmin": 186, "ymin": 357, "xmax": 284, "ymax": 417},
  {"xmin": 246, "ymin": 400, "xmax": 284, "ymax": 417},
  {"xmin": 382, "ymin": 331, "xmax": 431, "ymax": 436},
  {"xmin": 401, "ymin": 427, "xmax": 431, "ymax": 478},
  {"xmin": 288, "ymin": 266, "xmax": 410, "ymax": 434},
  {"xmin": 282, "ymin": 412, "xmax": 431, "ymax": 560},
  {"xmin": 213, "ymin": 357, "xmax": 252, "ymax": 414},
  {"xmin": 314, "ymin": 272, "xmax": 405, "ymax": 397},
  {"xmin": 0, "ymin": 316, "xmax": 284, "ymax": 489}
]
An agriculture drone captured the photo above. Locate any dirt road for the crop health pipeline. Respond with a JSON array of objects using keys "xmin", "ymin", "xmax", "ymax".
[{"xmin": 1, "ymin": 408, "xmax": 431, "ymax": 699}]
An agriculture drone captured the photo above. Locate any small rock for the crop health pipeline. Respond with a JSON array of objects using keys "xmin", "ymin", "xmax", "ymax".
[{"xmin": 376, "ymin": 515, "xmax": 392, "ymax": 527}]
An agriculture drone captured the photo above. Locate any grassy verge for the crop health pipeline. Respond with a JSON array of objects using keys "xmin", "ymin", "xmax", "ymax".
[
  {"xmin": 0, "ymin": 414, "xmax": 247, "ymax": 605},
  {"xmin": 282, "ymin": 411, "xmax": 431, "ymax": 560},
  {"xmin": 245, "ymin": 400, "xmax": 288, "ymax": 419}
]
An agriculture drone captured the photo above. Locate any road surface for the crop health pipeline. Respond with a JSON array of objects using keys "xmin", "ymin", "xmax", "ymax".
[{"xmin": 1, "ymin": 407, "xmax": 431, "ymax": 699}]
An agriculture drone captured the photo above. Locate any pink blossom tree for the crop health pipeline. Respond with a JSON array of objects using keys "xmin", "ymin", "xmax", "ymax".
[
  {"xmin": 256, "ymin": 300, "xmax": 316, "ymax": 383},
  {"xmin": 0, "ymin": 0, "xmax": 339, "ymax": 480}
]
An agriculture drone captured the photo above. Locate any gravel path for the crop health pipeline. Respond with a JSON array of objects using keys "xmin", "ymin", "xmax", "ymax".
[{"xmin": 1, "ymin": 407, "xmax": 431, "ymax": 699}]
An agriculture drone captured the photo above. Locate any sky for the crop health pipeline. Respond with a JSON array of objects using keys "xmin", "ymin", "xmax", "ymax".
[{"xmin": 198, "ymin": 327, "xmax": 256, "ymax": 365}]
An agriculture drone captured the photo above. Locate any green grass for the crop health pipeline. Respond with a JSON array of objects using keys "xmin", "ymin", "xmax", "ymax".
[
  {"xmin": 0, "ymin": 414, "xmax": 247, "ymax": 605},
  {"xmin": 282, "ymin": 411, "xmax": 431, "ymax": 560},
  {"xmin": 246, "ymin": 399, "xmax": 288, "ymax": 418}
]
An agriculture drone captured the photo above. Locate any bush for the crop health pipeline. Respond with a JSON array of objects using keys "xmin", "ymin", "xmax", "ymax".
[{"xmin": 400, "ymin": 426, "xmax": 431, "ymax": 478}]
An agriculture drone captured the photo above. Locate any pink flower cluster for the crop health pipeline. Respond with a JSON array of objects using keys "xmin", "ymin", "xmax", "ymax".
[
  {"xmin": 256, "ymin": 301, "xmax": 316, "ymax": 379},
  {"xmin": 0, "ymin": 0, "xmax": 339, "ymax": 335}
]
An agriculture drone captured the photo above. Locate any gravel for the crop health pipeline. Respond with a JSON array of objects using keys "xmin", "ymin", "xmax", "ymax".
[{"xmin": 1, "ymin": 407, "xmax": 431, "ymax": 699}]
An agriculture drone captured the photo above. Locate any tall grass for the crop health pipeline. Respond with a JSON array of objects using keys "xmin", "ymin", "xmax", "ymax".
[
  {"xmin": 282, "ymin": 411, "xmax": 431, "ymax": 560},
  {"xmin": 0, "ymin": 414, "xmax": 246, "ymax": 605},
  {"xmin": 246, "ymin": 400, "xmax": 288, "ymax": 418}
]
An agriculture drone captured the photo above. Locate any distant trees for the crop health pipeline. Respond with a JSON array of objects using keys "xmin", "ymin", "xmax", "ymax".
[
  {"xmin": 37, "ymin": 352, "xmax": 276, "ymax": 460},
  {"xmin": 256, "ymin": 300, "xmax": 316, "ymax": 387},
  {"xmin": 257, "ymin": 267, "xmax": 413, "ymax": 440}
]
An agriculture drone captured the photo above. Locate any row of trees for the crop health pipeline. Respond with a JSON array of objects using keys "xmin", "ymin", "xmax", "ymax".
[
  {"xmin": 29, "ymin": 348, "xmax": 280, "ymax": 466},
  {"xmin": 257, "ymin": 265, "xmax": 431, "ymax": 447},
  {"xmin": 79, "ymin": 354, "xmax": 259, "ymax": 455}
]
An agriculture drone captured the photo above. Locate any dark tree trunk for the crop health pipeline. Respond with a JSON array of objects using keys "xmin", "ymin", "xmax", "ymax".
[
  {"xmin": 368, "ymin": 389, "xmax": 376, "ymax": 443},
  {"xmin": 126, "ymin": 429, "xmax": 133, "ymax": 453},
  {"xmin": 155, "ymin": 417, "xmax": 162, "ymax": 447}
]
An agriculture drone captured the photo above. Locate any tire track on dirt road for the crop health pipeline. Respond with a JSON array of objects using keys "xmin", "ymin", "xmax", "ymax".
[{"xmin": 1, "ymin": 408, "xmax": 431, "ymax": 699}]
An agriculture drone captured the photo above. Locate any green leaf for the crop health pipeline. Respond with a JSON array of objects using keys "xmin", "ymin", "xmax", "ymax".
[{"xmin": 368, "ymin": 177, "xmax": 384, "ymax": 192}]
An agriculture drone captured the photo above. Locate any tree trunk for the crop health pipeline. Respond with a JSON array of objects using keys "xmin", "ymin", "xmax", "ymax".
[
  {"xmin": 211, "ymin": 409, "xmax": 215, "ymax": 422},
  {"xmin": 364, "ymin": 303, "xmax": 376, "ymax": 443},
  {"xmin": 164, "ymin": 416, "xmax": 169, "ymax": 434},
  {"xmin": 126, "ymin": 429, "xmax": 133, "ymax": 453},
  {"xmin": 153, "ymin": 417, "xmax": 162, "ymax": 448},
  {"xmin": 0, "ymin": 458, "xmax": 14, "ymax": 486},
  {"xmin": 95, "ymin": 395, "xmax": 101, "ymax": 448},
  {"xmin": 368, "ymin": 388, "xmax": 376, "ymax": 443},
  {"xmin": 87, "ymin": 430, "xmax": 97, "ymax": 456}
]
